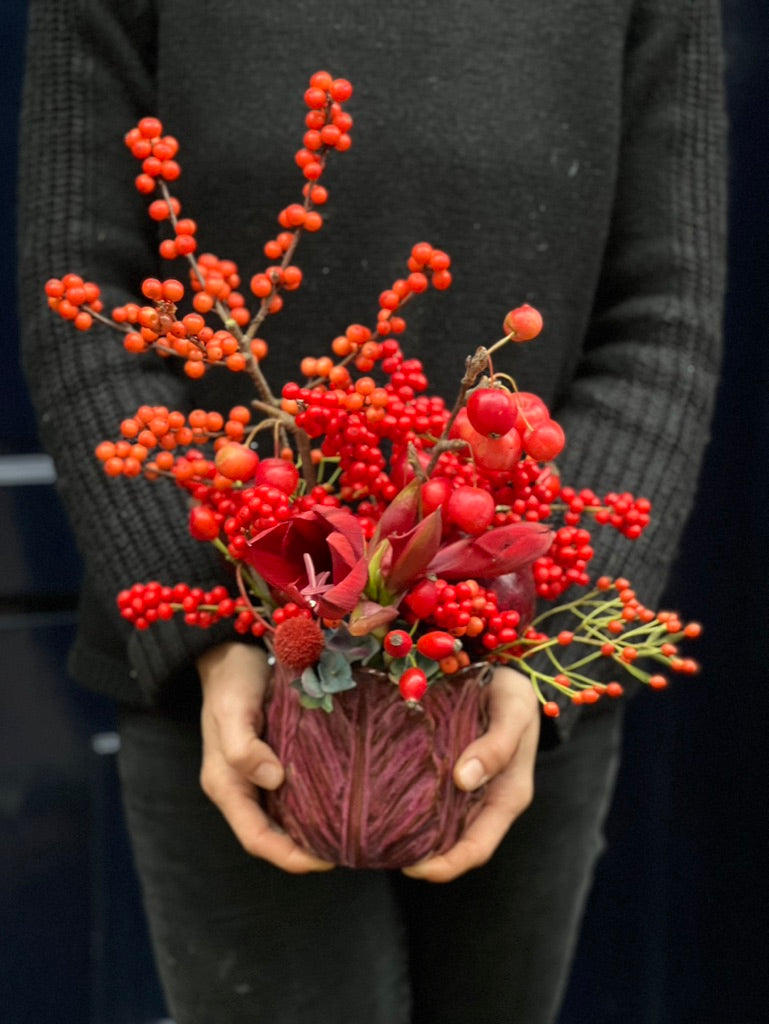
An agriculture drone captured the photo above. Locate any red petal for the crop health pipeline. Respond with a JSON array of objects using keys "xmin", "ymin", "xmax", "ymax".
[{"xmin": 317, "ymin": 557, "xmax": 370, "ymax": 618}]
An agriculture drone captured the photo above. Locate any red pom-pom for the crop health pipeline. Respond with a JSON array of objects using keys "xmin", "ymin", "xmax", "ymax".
[{"xmin": 273, "ymin": 617, "xmax": 325, "ymax": 672}]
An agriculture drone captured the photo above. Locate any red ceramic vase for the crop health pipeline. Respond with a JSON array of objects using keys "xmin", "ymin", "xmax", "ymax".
[{"xmin": 264, "ymin": 662, "xmax": 492, "ymax": 869}]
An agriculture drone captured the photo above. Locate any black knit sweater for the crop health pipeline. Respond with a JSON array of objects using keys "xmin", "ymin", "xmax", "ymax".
[{"xmin": 18, "ymin": 0, "xmax": 726, "ymax": 734}]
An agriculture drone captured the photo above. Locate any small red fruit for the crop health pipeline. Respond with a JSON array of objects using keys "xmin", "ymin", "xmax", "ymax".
[
  {"xmin": 446, "ymin": 486, "xmax": 495, "ymax": 535},
  {"xmin": 448, "ymin": 407, "xmax": 476, "ymax": 444},
  {"xmin": 420, "ymin": 477, "xmax": 452, "ymax": 516},
  {"xmin": 503, "ymin": 304, "xmax": 543, "ymax": 341},
  {"xmin": 510, "ymin": 392, "xmax": 550, "ymax": 435},
  {"xmin": 523, "ymin": 419, "xmax": 565, "ymax": 462},
  {"xmin": 384, "ymin": 630, "xmax": 413, "ymax": 658},
  {"xmin": 403, "ymin": 579, "xmax": 439, "ymax": 620},
  {"xmin": 189, "ymin": 506, "xmax": 220, "ymax": 542},
  {"xmin": 214, "ymin": 442, "xmax": 259, "ymax": 482},
  {"xmin": 253, "ymin": 457, "xmax": 300, "ymax": 495},
  {"xmin": 399, "ymin": 667, "xmax": 428, "ymax": 703},
  {"xmin": 416, "ymin": 631, "xmax": 458, "ymax": 661},
  {"xmin": 466, "ymin": 388, "xmax": 516, "ymax": 437},
  {"xmin": 471, "ymin": 429, "xmax": 522, "ymax": 473}
]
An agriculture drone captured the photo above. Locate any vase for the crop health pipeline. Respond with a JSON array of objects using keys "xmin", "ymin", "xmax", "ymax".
[{"xmin": 264, "ymin": 662, "xmax": 493, "ymax": 869}]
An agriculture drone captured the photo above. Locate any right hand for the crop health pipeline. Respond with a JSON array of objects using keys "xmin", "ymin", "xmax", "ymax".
[{"xmin": 197, "ymin": 641, "xmax": 334, "ymax": 874}]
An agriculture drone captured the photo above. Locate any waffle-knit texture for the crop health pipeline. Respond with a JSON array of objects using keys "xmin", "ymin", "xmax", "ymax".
[{"xmin": 18, "ymin": 0, "xmax": 726, "ymax": 736}]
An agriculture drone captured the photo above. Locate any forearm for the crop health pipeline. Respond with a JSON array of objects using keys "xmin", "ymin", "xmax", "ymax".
[{"xmin": 18, "ymin": 0, "xmax": 238, "ymax": 698}]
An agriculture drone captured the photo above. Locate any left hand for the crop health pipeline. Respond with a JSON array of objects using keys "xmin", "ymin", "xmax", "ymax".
[{"xmin": 402, "ymin": 665, "xmax": 540, "ymax": 883}]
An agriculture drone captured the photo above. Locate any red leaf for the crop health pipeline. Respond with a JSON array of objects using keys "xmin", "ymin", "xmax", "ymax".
[
  {"xmin": 347, "ymin": 601, "xmax": 400, "ymax": 636},
  {"xmin": 428, "ymin": 522, "xmax": 553, "ymax": 580},
  {"xmin": 384, "ymin": 508, "xmax": 444, "ymax": 593},
  {"xmin": 372, "ymin": 479, "xmax": 421, "ymax": 545}
]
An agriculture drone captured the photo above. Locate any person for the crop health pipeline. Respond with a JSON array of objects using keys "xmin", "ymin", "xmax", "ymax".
[{"xmin": 17, "ymin": 1, "xmax": 726, "ymax": 1021}]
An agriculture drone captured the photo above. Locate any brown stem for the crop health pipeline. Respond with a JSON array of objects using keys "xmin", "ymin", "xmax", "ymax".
[
  {"xmin": 157, "ymin": 181, "xmax": 277, "ymax": 403},
  {"xmin": 235, "ymin": 564, "xmax": 274, "ymax": 634},
  {"xmin": 425, "ymin": 347, "xmax": 490, "ymax": 475},
  {"xmin": 250, "ymin": 398, "xmax": 317, "ymax": 490}
]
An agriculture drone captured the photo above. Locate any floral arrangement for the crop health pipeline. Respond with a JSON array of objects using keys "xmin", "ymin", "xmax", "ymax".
[{"xmin": 45, "ymin": 72, "xmax": 700, "ymax": 866}]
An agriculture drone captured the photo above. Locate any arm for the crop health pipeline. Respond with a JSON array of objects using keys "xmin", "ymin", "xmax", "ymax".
[
  {"xmin": 406, "ymin": 0, "xmax": 727, "ymax": 879},
  {"xmin": 545, "ymin": 0, "xmax": 727, "ymax": 734},
  {"xmin": 18, "ymin": 0, "xmax": 242, "ymax": 704}
]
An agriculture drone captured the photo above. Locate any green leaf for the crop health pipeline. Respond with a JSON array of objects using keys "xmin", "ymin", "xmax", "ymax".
[
  {"xmin": 317, "ymin": 648, "xmax": 356, "ymax": 693},
  {"xmin": 299, "ymin": 666, "xmax": 324, "ymax": 699},
  {"xmin": 298, "ymin": 692, "xmax": 329, "ymax": 711}
]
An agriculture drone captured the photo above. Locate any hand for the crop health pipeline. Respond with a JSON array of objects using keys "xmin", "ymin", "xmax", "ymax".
[
  {"xmin": 402, "ymin": 665, "xmax": 540, "ymax": 883},
  {"xmin": 197, "ymin": 641, "xmax": 334, "ymax": 874}
]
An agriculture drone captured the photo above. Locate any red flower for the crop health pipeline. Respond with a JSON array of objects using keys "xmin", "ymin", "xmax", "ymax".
[{"xmin": 245, "ymin": 507, "xmax": 369, "ymax": 619}]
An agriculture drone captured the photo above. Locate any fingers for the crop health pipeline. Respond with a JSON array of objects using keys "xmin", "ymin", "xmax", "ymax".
[
  {"xmin": 200, "ymin": 756, "xmax": 334, "ymax": 874},
  {"xmin": 455, "ymin": 665, "xmax": 539, "ymax": 792},
  {"xmin": 403, "ymin": 667, "xmax": 540, "ymax": 883},
  {"xmin": 198, "ymin": 641, "xmax": 335, "ymax": 873},
  {"xmin": 213, "ymin": 703, "xmax": 285, "ymax": 790}
]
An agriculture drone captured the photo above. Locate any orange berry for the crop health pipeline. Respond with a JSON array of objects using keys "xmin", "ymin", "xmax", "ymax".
[
  {"xmin": 332, "ymin": 335, "xmax": 352, "ymax": 357},
  {"xmin": 251, "ymin": 338, "xmax": 268, "ymax": 360},
  {"xmin": 184, "ymin": 360, "xmax": 206, "ymax": 378},
  {"xmin": 193, "ymin": 292, "xmax": 214, "ymax": 313},
  {"xmin": 95, "ymin": 441, "xmax": 115, "ymax": 461},
  {"xmin": 226, "ymin": 353, "xmax": 247, "ymax": 372}
]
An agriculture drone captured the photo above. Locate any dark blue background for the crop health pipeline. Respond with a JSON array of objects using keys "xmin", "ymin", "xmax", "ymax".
[{"xmin": 2, "ymin": 2, "xmax": 766, "ymax": 1021}]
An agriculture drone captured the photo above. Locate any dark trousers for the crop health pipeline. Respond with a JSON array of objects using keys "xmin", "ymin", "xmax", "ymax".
[{"xmin": 118, "ymin": 704, "xmax": 622, "ymax": 1024}]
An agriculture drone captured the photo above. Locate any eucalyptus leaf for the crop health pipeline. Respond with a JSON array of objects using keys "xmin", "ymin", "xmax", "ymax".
[
  {"xmin": 317, "ymin": 648, "xmax": 356, "ymax": 693},
  {"xmin": 298, "ymin": 692, "xmax": 332, "ymax": 712},
  {"xmin": 299, "ymin": 666, "xmax": 324, "ymax": 699}
]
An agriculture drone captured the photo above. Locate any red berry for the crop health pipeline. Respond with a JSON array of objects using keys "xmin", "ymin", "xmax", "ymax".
[
  {"xmin": 253, "ymin": 458, "xmax": 299, "ymax": 495},
  {"xmin": 399, "ymin": 667, "xmax": 428, "ymax": 703},
  {"xmin": 384, "ymin": 630, "xmax": 413, "ymax": 658},
  {"xmin": 503, "ymin": 304, "xmax": 543, "ymax": 341},
  {"xmin": 189, "ymin": 506, "xmax": 220, "ymax": 542},
  {"xmin": 420, "ymin": 477, "xmax": 452, "ymax": 516},
  {"xmin": 523, "ymin": 419, "xmax": 565, "ymax": 461},
  {"xmin": 416, "ymin": 631, "xmax": 458, "ymax": 661},
  {"xmin": 404, "ymin": 579, "xmax": 439, "ymax": 620},
  {"xmin": 446, "ymin": 486, "xmax": 495, "ymax": 535},
  {"xmin": 510, "ymin": 392, "xmax": 550, "ymax": 435},
  {"xmin": 471, "ymin": 429, "xmax": 522, "ymax": 473},
  {"xmin": 214, "ymin": 443, "xmax": 259, "ymax": 482},
  {"xmin": 138, "ymin": 116, "xmax": 162, "ymax": 139},
  {"xmin": 467, "ymin": 388, "xmax": 516, "ymax": 437}
]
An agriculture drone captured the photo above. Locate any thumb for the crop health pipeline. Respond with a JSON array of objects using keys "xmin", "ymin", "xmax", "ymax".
[
  {"xmin": 454, "ymin": 667, "xmax": 539, "ymax": 791},
  {"xmin": 217, "ymin": 714, "xmax": 285, "ymax": 790}
]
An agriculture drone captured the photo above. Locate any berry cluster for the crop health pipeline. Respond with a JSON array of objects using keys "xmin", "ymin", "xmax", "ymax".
[
  {"xmin": 45, "ymin": 274, "xmax": 103, "ymax": 331},
  {"xmin": 117, "ymin": 581, "xmax": 253, "ymax": 632},
  {"xmin": 47, "ymin": 70, "xmax": 700, "ymax": 716}
]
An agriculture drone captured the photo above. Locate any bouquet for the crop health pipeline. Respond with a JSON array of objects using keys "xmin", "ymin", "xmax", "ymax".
[{"xmin": 45, "ymin": 72, "xmax": 700, "ymax": 867}]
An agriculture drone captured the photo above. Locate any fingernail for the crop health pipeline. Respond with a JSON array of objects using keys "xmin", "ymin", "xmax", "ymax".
[
  {"xmin": 457, "ymin": 758, "xmax": 488, "ymax": 790},
  {"xmin": 253, "ymin": 762, "xmax": 283, "ymax": 789}
]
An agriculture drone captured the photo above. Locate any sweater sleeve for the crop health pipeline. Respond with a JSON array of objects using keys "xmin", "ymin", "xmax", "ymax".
[
  {"xmin": 545, "ymin": 0, "xmax": 727, "ymax": 737},
  {"xmin": 18, "ymin": 0, "xmax": 244, "ymax": 706}
]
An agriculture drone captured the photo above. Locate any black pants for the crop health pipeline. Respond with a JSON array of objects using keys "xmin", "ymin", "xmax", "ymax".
[{"xmin": 118, "ymin": 704, "xmax": 622, "ymax": 1024}]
